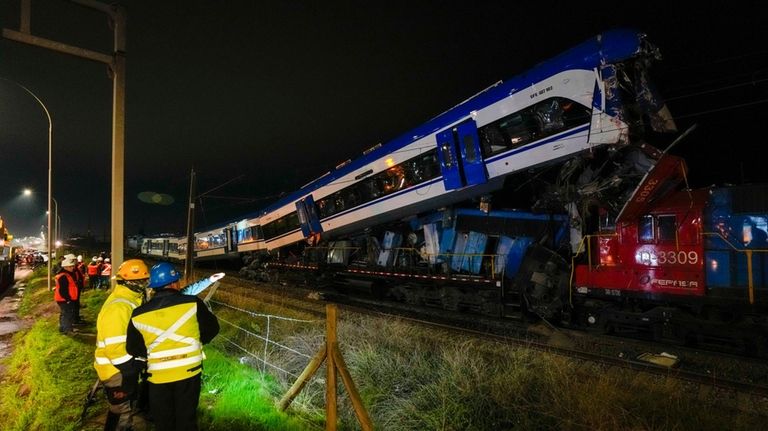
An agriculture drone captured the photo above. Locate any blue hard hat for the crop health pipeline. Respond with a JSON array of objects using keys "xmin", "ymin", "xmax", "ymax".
[{"xmin": 147, "ymin": 262, "xmax": 181, "ymax": 289}]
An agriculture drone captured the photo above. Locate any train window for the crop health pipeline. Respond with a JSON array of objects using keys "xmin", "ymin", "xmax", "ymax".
[
  {"xmin": 238, "ymin": 228, "xmax": 252, "ymax": 242},
  {"xmin": 314, "ymin": 150, "xmax": 439, "ymax": 220},
  {"xmin": 479, "ymin": 97, "xmax": 590, "ymax": 157},
  {"xmin": 639, "ymin": 215, "xmax": 654, "ymax": 242},
  {"xmin": 463, "ymin": 134, "xmax": 477, "ymax": 162},
  {"xmin": 440, "ymin": 142, "xmax": 455, "ymax": 168},
  {"xmin": 262, "ymin": 212, "xmax": 300, "ymax": 240},
  {"xmin": 534, "ymin": 99, "xmax": 566, "ymax": 133},
  {"xmin": 210, "ymin": 233, "xmax": 225, "ymax": 247},
  {"xmin": 657, "ymin": 215, "xmax": 676, "ymax": 242}
]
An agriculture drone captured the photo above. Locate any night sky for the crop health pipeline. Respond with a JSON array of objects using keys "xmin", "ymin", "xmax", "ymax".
[{"xmin": 1, "ymin": 1, "xmax": 767, "ymax": 239}]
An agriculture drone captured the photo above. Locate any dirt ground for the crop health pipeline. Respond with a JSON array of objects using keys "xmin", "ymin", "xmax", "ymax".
[{"xmin": 0, "ymin": 269, "xmax": 33, "ymax": 375}]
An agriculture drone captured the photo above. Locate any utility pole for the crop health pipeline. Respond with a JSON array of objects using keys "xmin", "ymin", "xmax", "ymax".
[
  {"xmin": 3, "ymin": 0, "xmax": 127, "ymax": 284},
  {"xmin": 184, "ymin": 169, "xmax": 197, "ymax": 284}
]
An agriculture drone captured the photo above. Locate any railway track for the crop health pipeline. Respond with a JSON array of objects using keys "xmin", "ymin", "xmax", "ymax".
[{"xmin": 197, "ymin": 267, "xmax": 768, "ymax": 405}]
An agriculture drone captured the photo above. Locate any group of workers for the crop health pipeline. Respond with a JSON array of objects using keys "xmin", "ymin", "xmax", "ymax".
[
  {"xmin": 53, "ymin": 253, "xmax": 112, "ymax": 334},
  {"xmin": 87, "ymin": 255, "xmax": 113, "ymax": 289},
  {"xmin": 54, "ymin": 256, "xmax": 222, "ymax": 431}
]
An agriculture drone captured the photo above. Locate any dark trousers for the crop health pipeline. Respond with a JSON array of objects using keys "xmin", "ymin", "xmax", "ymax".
[
  {"xmin": 148, "ymin": 374, "xmax": 201, "ymax": 431},
  {"xmin": 76, "ymin": 286, "xmax": 83, "ymax": 322},
  {"xmin": 57, "ymin": 301, "xmax": 77, "ymax": 333}
]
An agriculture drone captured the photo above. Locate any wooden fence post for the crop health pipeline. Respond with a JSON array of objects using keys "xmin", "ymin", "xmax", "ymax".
[
  {"xmin": 277, "ymin": 343, "xmax": 327, "ymax": 411},
  {"xmin": 326, "ymin": 304, "xmax": 338, "ymax": 430},
  {"xmin": 278, "ymin": 303, "xmax": 373, "ymax": 430}
]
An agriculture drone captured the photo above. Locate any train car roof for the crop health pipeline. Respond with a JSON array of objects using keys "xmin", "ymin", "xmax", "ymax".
[{"xmin": 256, "ymin": 28, "xmax": 650, "ymax": 217}]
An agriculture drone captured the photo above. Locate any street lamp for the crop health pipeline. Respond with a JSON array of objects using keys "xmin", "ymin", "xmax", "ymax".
[
  {"xmin": 2, "ymin": 78, "xmax": 53, "ymax": 291},
  {"xmin": 51, "ymin": 197, "xmax": 60, "ymax": 248}
]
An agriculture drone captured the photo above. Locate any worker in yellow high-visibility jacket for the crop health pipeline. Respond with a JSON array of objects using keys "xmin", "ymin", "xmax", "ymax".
[
  {"xmin": 94, "ymin": 259, "xmax": 150, "ymax": 431},
  {"xmin": 126, "ymin": 262, "xmax": 220, "ymax": 431}
]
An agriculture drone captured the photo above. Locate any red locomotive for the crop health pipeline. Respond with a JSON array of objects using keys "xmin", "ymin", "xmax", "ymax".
[{"xmin": 571, "ymin": 155, "xmax": 768, "ymax": 353}]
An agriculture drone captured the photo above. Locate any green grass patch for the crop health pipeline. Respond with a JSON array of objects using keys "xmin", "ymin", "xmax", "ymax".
[
  {"xmin": 0, "ymin": 318, "xmax": 99, "ymax": 431},
  {"xmin": 199, "ymin": 348, "xmax": 321, "ymax": 430}
]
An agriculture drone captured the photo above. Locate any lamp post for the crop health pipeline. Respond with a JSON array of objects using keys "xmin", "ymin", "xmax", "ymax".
[
  {"xmin": 52, "ymin": 197, "xmax": 60, "ymax": 247},
  {"xmin": 47, "ymin": 198, "xmax": 60, "ymax": 248},
  {"xmin": 2, "ymin": 78, "xmax": 53, "ymax": 291}
]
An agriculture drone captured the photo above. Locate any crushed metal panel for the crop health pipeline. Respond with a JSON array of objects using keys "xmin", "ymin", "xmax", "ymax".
[{"xmin": 616, "ymin": 154, "xmax": 688, "ymax": 223}]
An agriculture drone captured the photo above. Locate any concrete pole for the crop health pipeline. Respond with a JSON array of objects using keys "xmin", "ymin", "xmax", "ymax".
[{"xmin": 110, "ymin": 7, "xmax": 127, "ymax": 285}]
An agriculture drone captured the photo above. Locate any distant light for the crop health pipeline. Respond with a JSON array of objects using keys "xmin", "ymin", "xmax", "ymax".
[
  {"xmin": 385, "ymin": 157, "xmax": 395, "ymax": 167},
  {"xmin": 55, "ymin": 240, "xmax": 62, "ymax": 247},
  {"xmin": 23, "ymin": 188, "xmax": 32, "ymax": 196}
]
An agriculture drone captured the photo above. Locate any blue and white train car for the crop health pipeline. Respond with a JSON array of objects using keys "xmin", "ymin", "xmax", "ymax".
[
  {"xmin": 194, "ymin": 222, "xmax": 239, "ymax": 261},
  {"xmin": 256, "ymin": 29, "xmax": 675, "ymax": 252},
  {"xmin": 235, "ymin": 217, "xmax": 265, "ymax": 253}
]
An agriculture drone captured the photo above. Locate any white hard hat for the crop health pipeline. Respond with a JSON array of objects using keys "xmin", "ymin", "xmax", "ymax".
[
  {"xmin": 77, "ymin": 255, "xmax": 83, "ymax": 262},
  {"xmin": 97, "ymin": 257, "xmax": 103, "ymax": 261},
  {"xmin": 105, "ymin": 258, "xmax": 110, "ymax": 263},
  {"xmin": 92, "ymin": 256, "xmax": 97, "ymax": 261},
  {"xmin": 62, "ymin": 257, "xmax": 77, "ymax": 267}
]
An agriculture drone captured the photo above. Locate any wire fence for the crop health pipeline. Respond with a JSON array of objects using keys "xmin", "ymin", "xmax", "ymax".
[{"xmin": 207, "ymin": 298, "xmax": 323, "ymax": 383}]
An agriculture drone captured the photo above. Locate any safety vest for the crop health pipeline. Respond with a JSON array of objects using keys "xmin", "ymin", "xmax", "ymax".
[
  {"xmin": 76, "ymin": 262, "xmax": 86, "ymax": 276},
  {"xmin": 87, "ymin": 262, "xmax": 100, "ymax": 276},
  {"xmin": 54, "ymin": 271, "xmax": 79, "ymax": 302},
  {"xmin": 131, "ymin": 298, "xmax": 204, "ymax": 384},
  {"xmin": 94, "ymin": 285, "xmax": 143, "ymax": 381},
  {"xmin": 101, "ymin": 263, "xmax": 112, "ymax": 276}
]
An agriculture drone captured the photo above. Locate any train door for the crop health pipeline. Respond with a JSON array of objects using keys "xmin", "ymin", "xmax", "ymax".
[
  {"xmin": 436, "ymin": 120, "xmax": 488, "ymax": 190},
  {"xmin": 162, "ymin": 239, "xmax": 169, "ymax": 257},
  {"xmin": 225, "ymin": 226, "xmax": 236, "ymax": 252},
  {"xmin": 296, "ymin": 195, "xmax": 323, "ymax": 238}
]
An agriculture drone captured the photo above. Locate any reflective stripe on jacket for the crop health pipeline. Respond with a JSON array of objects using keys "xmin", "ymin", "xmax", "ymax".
[
  {"xmin": 54, "ymin": 271, "xmax": 78, "ymax": 302},
  {"xmin": 94, "ymin": 285, "xmax": 143, "ymax": 381},
  {"xmin": 101, "ymin": 263, "xmax": 112, "ymax": 276},
  {"xmin": 130, "ymin": 297, "xmax": 205, "ymax": 384}
]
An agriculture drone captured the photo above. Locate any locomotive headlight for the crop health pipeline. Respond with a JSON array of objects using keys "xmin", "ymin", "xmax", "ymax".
[{"xmin": 710, "ymin": 259, "xmax": 718, "ymax": 271}]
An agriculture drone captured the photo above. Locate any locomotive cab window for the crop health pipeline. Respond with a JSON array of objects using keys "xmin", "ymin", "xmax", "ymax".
[
  {"xmin": 639, "ymin": 215, "xmax": 654, "ymax": 242},
  {"xmin": 638, "ymin": 214, "xmax": 676, "ymax": 243},
  {"xmin": 657, "ymin": 215, "xmax": 677, "ymax": 242}
]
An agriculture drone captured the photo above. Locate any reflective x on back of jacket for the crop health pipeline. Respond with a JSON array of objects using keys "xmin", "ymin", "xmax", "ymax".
[
  {"xmin": 94, "ymin": 286, "xmax": 143, "ymax": 381},
  {"xmin": 131, "ymin": 302, "xmax": 204, "ymax": 384}
]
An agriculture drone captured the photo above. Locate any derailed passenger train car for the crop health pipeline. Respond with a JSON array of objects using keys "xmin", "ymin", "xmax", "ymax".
[{"xmin": 254, "ymin": 28, "xmax": 675, "ymax": 254}]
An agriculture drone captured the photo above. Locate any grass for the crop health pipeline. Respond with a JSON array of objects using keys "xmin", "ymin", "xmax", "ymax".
[
  {"xmin": 4, "ymin": 269, "xmax": 768, "ymax": 430},
  {"xmin": 199, "ymin": 348, "xmax": 321, "ymax": 430}
]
